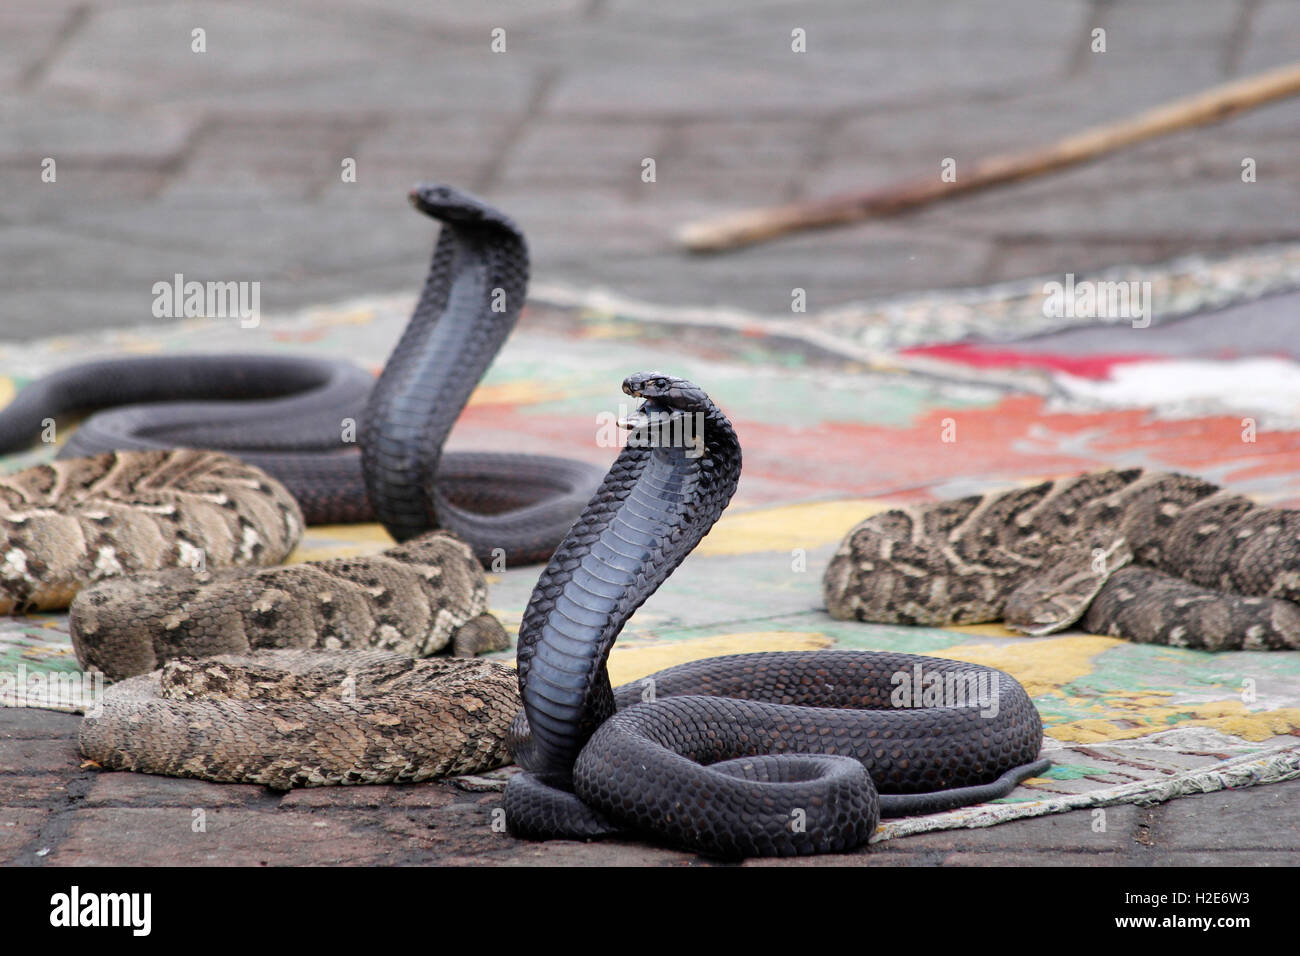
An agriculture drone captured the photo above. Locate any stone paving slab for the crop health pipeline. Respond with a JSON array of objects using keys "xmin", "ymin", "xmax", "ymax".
[
  {"xmin": 5, "ymin": 709, "xmax": 1296, "ymax": 866},
  {"xmin": 5, "ymin": 0, "xmax": 1300, "ymax": 333}
]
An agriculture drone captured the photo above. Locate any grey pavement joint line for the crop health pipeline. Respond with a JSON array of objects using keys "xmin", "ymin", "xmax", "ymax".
[
  {"xmin": 1068, "ymin": 0, "xmax": 1111, "ymax": 76},
  {"xmin": 1224, "ymin": 0, "xmax": 1263, "ymax": 77},
  {"xmin": 18, "ymin": 3, "xmax": 91, "ymax": 90},
  {"xmin": 793, "ymin": 110, "xmax": 851, "ymax": 203},
  {"xmin": 14, "ymin": 770, "xmax": 94, "ymax": 867},
  {"xmin": 306, "ymin": 117, "xmax": 389, "ymax": 203},
  {"xmin": 478, "ymin": 68, "xmax": 561, "ymax": 193},
  {"xmin": 1133, "ymin": 806, "xmax": 1159, "ymax": 858},
  {"xmin": 153, "ymin": 112, "xmax": 214, "ymax": 188}
]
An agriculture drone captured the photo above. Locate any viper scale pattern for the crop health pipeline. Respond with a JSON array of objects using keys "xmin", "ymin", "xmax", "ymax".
[
  {"xmin": 823, "ymin": 469, "xmax": 1300, "ymax": 650},
  {"xmin": 505, "ymin": 373, "xmax": 1047, "ymax": 858},
  {"xmin": 80, "ymin": 650, "xmax": 519, "ymax": 788},
  {"xmin": 69, "ymin": 530, "xmax": 508, "ymax": 681},
  {"xmin": 0, "ymin": 449, "xmax": 302, "ymax": 613}
]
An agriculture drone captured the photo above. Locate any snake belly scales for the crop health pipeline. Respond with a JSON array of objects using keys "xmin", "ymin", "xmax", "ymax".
[{"xmin": 505, "ymin": 373, "xmax": 1047, "ymax": 858}]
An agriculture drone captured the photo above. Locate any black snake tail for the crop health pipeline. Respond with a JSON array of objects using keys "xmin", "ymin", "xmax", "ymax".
[
  {"xmin": 0, "ymin": 184, "xmax": 604, "ymax": 566},
  {"xmin": 0, "ymin": 355, "xmax": 376, "ymax": 523},
  {"xmin": 505, "ymin": 374, "xmax": 1047, "ymax": 858}
]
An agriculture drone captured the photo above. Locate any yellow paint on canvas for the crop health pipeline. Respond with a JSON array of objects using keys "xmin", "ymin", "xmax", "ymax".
[
  {"xmin": 1194, "ymin": 704, "xmax": 1300, "ymax": 741},
  {"xmin": 119, "ymin": 338, "xmax": 166, "ymax": 355},
  {"xmin": 1048, "ymin": 703, "xmax": 1300, "ymax": 744},
  {"xmin": 945, "ymin": 622, "xmax": 1027, "ymax": 638},
  {"xmin": 606, "ymin": 631, "xmax": 834, "ymax": 685},
  {"xmin": 469, "ymin": 379, "xmax": 611, "ymax": 407},
  {"xmin": 579, "ymin": 315, "xmax": 643, "ymax": 339},
  {"xmin": 934, "ymin": 634, "xmax": 1300, "ymax": 743},
  {"xmin": 693, "ymin": 499, "xmax": 888, "ymax": 556},
  {"xmin": 934, "ymin": 634, "xmax": 1123, "ymax": 697},
  {"xmin": 287, "ymin": 524, "xmax": 395, "ymax": 563},
  {"xmin": 324, "ymin": 306, "xmax": 377, "ymax": 326},
  {"xmin": 467, "ymin": 381, "xmax": 553, "ymax": 407}
]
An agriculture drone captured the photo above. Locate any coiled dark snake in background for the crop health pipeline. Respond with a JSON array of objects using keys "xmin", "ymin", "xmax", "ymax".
[
  {"xmin": 0, "ymin": 184, "xmax": 603, "ymax": 567},
  {"xmin": 506, "ymin": 373, "xmax": 1047, "ymax": 858}
]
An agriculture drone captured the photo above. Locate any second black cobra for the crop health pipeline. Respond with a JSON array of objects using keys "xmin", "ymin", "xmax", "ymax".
[
  {"xmin": 0, "ymin": 185, "xmax": 602, "ymax": 566},
  {"xmin": 505, "ymin": 372, "xmax": 1048, "ymax": 858}
]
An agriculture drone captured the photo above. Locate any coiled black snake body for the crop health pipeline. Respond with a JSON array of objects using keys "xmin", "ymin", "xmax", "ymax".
[
  {"xmin": 505, "ymin": 373, "xmax": 1047, "ymax": 858},
  {"xmin": 0, "ymin": 185, "xmax": 602, "ymax": 566}
]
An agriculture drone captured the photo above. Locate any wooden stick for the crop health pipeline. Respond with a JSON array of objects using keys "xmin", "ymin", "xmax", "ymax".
[{"xmin": 677, "ymin": 61, "xmax": 1300, "ymax": 253}]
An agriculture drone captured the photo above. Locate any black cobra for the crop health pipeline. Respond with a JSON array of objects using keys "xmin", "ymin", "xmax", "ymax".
[
  {"xmin": 506, "ymin": 372, "xmax": 1049, "ymax": 858},
  {"xmin": 0, "ymin": 185, "xmax": 602, "ymax": 566}
]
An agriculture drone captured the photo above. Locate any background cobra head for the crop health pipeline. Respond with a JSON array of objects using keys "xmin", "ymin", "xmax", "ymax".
[
  {"xmin": 622, "ymin": 371, "xmax": 709, "ymax": 410},
  {"xmin": 407, "ymin": 183, "xmax": 509, "ymax": 227}
]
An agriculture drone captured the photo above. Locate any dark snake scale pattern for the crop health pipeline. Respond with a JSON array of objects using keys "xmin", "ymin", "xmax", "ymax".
[
  {"xmin": 506, "ymin": 373, "xmax": 1048, "ymax": 858},
  {"xmin": 0, "ymin": 185, "xmax": 603, "ymax": 567}
]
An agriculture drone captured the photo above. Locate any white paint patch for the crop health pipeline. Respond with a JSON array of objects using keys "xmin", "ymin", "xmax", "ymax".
[
  {"xmin": 238, "ymin": 524, "xmax": 262, "ymax": 561},
  {"xmin": 374, "ymin": 624, "xmax": 404, "ymax": 649},
  {"xmin": 94, "ymin": 546, "xmax": 124, "ymax": 576},
  {"xmin": 423, "ymin": 608, "xmax": 459, "ymax": 654},
  {"xmin": 2, "ymin": 548, "xmax": 28, "ymax": 579},
  {"xmin": 177, "ymin": 540, "xmax": 206, "ymax": 569},
  {"xmin": 130, "ymin": 503, "xmax": 179, "ymax": 516},
  {"xmin": 1054, "ymin": 357, "xmax": 1300, "ymax": 427}
]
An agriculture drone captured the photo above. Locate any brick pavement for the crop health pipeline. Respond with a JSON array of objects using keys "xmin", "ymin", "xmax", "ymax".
[
  {"xmin": 2, "ymin": 0, "xmax": 1299, "ymax": 338},
  {"xmin": 6, "ymin": 709, "xmax": 1297, "ymax": 866}
]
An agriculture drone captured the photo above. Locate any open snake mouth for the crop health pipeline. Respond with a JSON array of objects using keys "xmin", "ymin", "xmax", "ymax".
[
  {"xmin": 620, "ymin": 374, "xmax": 708, "ymax": 454},
  {"xmin": 618, "ymin": 397, "xmax": 678, "ymax": 430},
  {"xmin": 618, "ymin": 398, "xmax": 701, "ymax": 456}
]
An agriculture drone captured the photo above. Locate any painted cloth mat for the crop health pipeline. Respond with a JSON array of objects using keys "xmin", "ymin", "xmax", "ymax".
[{"xmin": 2, "ymin": 267, "xmax": 1299, "ymax": 833}]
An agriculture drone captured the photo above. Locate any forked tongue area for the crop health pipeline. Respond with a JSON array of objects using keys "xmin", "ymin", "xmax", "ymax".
[{"xmin": 618, "ymin": 399, "xmax": 686, "ymax": 442}]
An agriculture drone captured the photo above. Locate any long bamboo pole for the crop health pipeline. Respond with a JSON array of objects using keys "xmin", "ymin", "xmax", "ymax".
[{"xmin": 677, "ymin": 61, "xmax": 1300, "ymax": 253}]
